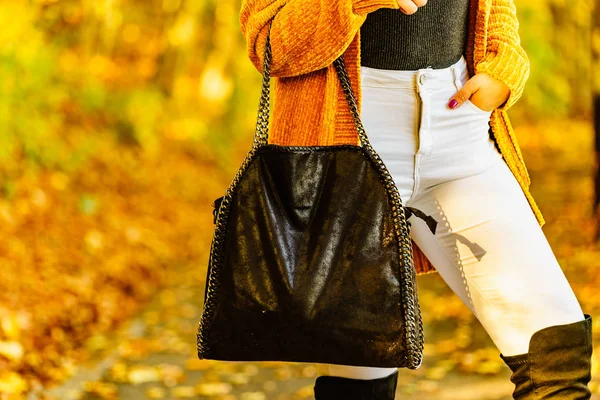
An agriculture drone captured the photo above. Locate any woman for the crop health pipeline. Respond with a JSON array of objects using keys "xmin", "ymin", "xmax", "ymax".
[{"xmin": 239, "ymin": 0, "xmax": 593, "ymax": 398}]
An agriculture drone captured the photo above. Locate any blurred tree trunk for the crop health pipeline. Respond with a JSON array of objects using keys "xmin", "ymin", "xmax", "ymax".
[{"xmin": 594, "ymin": 0, "xmax": 600, "ymax": 240}]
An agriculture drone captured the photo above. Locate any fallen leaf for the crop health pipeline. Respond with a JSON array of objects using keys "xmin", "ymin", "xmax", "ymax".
[
  {"xmin": 0, "ymin": 341, "xmax": 24, "ymax": 362},
  {"xmin": 127, "ymin": 366, "xmax": 160, "ymax": 384},
  {"xmin": 195, "ymin": 382, "xmax": 233, "ymax": 396}
]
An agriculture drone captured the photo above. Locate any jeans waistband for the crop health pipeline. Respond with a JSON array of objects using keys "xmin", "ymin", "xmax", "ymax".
[{"xmin": 360, "ymin": 55, "xmax": 469, "ymax": 91}]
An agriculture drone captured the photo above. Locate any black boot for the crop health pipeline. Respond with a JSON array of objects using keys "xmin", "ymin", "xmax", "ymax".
[
  {"xmin": 500, "ymin": 314, "xmax": 593, "ymax": 399},
  {"xmin": 313, "ymin": 369, "xmax": 399, "ymax": 400}
]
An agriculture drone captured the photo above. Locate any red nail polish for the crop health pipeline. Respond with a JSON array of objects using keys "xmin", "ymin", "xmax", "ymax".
[{"xmin": 449, "ymin": 99, "xmax": 458, "ymax": 109}]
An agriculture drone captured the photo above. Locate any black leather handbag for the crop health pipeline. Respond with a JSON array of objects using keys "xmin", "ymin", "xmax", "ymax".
[{"xmin": 196, "ymin": 24, "xmax": 438, "ymax": 370}]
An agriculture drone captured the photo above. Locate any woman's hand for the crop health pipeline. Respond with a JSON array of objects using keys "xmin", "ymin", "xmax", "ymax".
[
  {"xmin": 448, "ymin": 73, "xmax": 511, "ymax": 112},
  {"xmin": 397, "ymin": 0, "xmax": 428, "ymax": 14}
]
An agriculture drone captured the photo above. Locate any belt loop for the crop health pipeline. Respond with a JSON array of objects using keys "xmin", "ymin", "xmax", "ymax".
[{"xmin": 451, "ymin": 66, "xmax": 461, "ymax": 91}]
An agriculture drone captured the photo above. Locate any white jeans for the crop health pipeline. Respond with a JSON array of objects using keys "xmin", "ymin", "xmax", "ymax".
[{"xmin": 326, "ymin": 55, "xmax": 585, "ymax": 380}]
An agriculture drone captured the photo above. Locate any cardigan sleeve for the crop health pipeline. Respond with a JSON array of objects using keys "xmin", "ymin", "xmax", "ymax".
[
  {"xmin": 239, "ymin": 0, "xmax": 400, "ymax": 77},
  {"xmin": 474, "ymin": 0, "xmax": 530, "ymax": 112}
]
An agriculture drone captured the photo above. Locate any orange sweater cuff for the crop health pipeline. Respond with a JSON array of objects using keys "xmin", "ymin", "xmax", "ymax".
[{"xmin": 353, "ymin": 0, "xmax": 400, "ymax": 15}]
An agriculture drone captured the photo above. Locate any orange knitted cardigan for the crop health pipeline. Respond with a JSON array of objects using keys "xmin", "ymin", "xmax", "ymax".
[{"xmin": 239, "ymin": 0, "xmax": 544, "ymax": 275}]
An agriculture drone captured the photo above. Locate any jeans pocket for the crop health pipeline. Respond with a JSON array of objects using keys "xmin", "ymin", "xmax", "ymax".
[{"xmin": 464, "ymin": 99, "xmax": 493, "ymax": 115}]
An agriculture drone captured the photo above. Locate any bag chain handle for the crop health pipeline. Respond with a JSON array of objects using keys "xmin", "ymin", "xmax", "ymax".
[{"xmin": 251, "ymin": 28, "xmax": 375, "ymax": 150}]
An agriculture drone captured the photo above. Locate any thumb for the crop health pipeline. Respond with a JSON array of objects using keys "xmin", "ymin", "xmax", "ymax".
[{"xmin": 448, "ymin": 76, "xmax": 480, "ymax": 109}]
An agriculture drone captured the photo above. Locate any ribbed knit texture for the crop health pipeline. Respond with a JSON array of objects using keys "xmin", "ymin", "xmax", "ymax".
[
  {"xmin": 239, "ymin": 0, "xmax": 542, "ymax": 275},
  {"xmin": 360, "ymin": 1, "xmax": 469, "ymax": 70}
]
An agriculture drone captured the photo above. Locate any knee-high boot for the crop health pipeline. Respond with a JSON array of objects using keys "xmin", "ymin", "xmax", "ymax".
[
  {"xmin": 500, "ymin": 314, "xmax": 593, "ymax": 399},
  {"xmin": 313, "ymin": 369, "xmax": 399, "ymax": 400}
]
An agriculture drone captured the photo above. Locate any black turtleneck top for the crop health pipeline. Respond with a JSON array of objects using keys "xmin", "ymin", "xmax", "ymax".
[{"xmin": 359, "ymin": 0, "xmax": 470, "ymax": 70}]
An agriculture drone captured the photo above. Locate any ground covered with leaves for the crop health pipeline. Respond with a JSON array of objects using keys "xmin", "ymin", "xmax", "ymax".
[{"xmin": 0, "ymin": 135, "xmax": 226, "ymax": 396}]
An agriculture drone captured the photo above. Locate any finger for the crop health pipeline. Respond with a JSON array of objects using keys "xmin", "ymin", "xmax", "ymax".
[
  {"xmin": 412, "ymin": 0, "xmax": 428, "ymax": 6},
  {"xmin": 448, "ymin": 75, "xmax": 482, "ymax": 109},
  {"xmin": 397, "ymin": 0, "xmax": 419, "ymax": 14}
]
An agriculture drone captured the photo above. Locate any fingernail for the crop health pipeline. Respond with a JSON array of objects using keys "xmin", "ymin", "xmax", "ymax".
[{"xmin": 448, "ymin": 99, "xmax": 458, "ymax": 109}]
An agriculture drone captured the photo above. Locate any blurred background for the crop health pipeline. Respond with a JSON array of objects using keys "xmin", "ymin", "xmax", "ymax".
[{"xmin": 0, "ymin": 0, "xmax": 599, "ymax": 399}]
